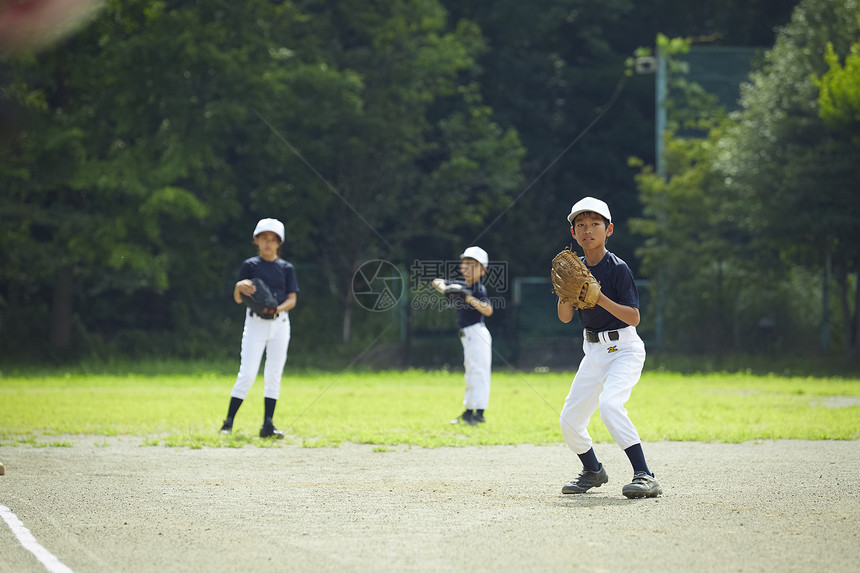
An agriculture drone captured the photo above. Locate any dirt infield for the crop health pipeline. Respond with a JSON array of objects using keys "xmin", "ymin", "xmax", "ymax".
[{"xmin": 1, "ymin": 438, "xmax": 858, "ymax": 572}]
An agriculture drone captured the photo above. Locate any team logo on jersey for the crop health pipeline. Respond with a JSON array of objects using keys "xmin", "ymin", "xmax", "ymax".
[{"xmin": 607, "ymin": 345, "xmax": 618, "ymax": 353}]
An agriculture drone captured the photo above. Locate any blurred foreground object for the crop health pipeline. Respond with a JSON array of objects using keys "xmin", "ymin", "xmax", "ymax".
[
  {"xmin": 0, "ymin": 0, "xmax": 103, "ymax": 53},
  {"xmin": 0, "ymin": 0, "xmax": 103, "ymax": 145}
]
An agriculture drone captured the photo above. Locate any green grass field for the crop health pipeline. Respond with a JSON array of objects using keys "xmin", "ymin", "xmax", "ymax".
[{"xmin": 1, "ymin": 368, "xmax": 858, "ymax": 448}]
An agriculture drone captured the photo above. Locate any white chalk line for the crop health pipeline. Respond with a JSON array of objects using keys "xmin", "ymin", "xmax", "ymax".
[{"xmin": 0, "ymin": 504, "xmax": 75, "ymax": 573}]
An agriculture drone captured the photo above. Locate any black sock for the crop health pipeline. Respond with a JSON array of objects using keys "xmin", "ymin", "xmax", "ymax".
[
  {"xmin": 624, "ymin": 443, "xmax": 652, "ymax": 475},
  {"xmin": 577, "ymin": 448, "xmax": 601, "ymax": 472},
  {"xmin": 476, "ymin": 409, "xmax": 484, "ymax": 417},
  {"xmin": 264, "ymin": 397, "xmax": 277, "ymax": 421},
  {"xmin": 226, "ymin": 397, "xmax": 243, "ymax": 421}
]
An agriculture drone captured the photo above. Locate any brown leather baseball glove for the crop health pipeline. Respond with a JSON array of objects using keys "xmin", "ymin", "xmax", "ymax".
[{"xmin": 551, "ymin": 247, "xmax": 601, "ymax": 309}]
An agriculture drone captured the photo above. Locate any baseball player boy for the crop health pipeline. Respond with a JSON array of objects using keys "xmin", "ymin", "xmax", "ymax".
[
  {"xmin": 220, "ymin": 218, "xmax": 299, "ymax": 439},
  {"xmin": 432, "ymin": 246, "xmax": 494, "ymax": 426},
  {"xmin": 557, "ymin": 197, "xmax": 661, "ymax": 498}
]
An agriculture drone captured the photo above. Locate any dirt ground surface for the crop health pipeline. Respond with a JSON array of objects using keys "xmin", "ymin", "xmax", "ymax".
[{"xmin": 1, "ymin": 438, "xmax": 858, "ymax": 573}]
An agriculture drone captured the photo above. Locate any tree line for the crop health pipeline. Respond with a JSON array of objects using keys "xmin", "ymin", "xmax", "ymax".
[
  {"xmin": 633, "ymin": 0, "xmax": 860, "ymax": 360},
  {"xmin": 5, "ymin": 0, "xmax": 857, "ymax": 365}
]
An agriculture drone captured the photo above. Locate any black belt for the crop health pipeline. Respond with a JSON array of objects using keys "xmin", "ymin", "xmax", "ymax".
[{"xmin": 585, "ymin": 329, "xmax": 619, "ymax": 343}]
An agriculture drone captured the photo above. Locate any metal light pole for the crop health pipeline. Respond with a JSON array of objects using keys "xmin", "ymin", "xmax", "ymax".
[
  {"xmin": 821, "ymin": 252, "xmax": 831, "ymax": 351},
  {"xmin": 634, "ymin": 46, "xmax": 667, "ymax": 349},
  {"xmin": 654, "ymin": 47, "xmax": 667, "ymax": 349},
  {"xmin": 655, "ymin": 49, "xmax": 667, "ymax": 179}
]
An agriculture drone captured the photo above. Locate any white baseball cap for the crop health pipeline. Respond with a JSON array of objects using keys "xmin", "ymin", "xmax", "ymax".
[
  {"xmin": 253, "ymin": 218, "xmax": 285, "ymax": 242},
  {"xmin": 459, "ymin": 246, "xmax": 489, "ymax": 269},
  {"xmin": 567, "ymin": 197, "xmax": 612, "ymax": 224}
]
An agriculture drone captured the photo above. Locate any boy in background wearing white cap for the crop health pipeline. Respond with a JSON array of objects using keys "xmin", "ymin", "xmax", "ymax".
[
  {"xmin": 557, "ymin": 197, "xmax": 661, "ymax": 498},
  {"xmin": 432, "ymin": 246, "xmax": 494, "ymax": 426},
  {"xmin": 220, "ymin": 218, "xmax": 299, "ymax": 438}
]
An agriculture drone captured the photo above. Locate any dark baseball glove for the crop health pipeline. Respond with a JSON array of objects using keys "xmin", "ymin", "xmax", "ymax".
[
  {"xmin": 241, "ymin": 278, "xmax": 278, "ymax": 319},
  {"xmin": 443, "ymin": 283, "xmax": 472, "ymax": 299},
  {"xmin": 551, "ymin": 247, "xmax": 600, "ymax": 309}
]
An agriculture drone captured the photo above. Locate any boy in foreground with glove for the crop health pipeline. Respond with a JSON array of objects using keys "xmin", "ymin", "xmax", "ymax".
[
  {"xmin": 431, "ymin": 246, "xmax": 494, "ymax": 426},
  {"xmin": 554, "ymin": 197, "xmax": 661, "ymax": 498}
]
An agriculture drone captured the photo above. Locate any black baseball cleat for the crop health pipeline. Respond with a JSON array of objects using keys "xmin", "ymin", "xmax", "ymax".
[
  {"xmin": 450, "ymin": 410, "xmax": 477, "ymax": 426},
  {"xmin": 622, "ymin": 472, "xmax": 662, "ymax": 498},
  {"xmin": 219, "ymin": 419, "xmax": 233, "ymax": 435},
  {"xmin": 259, "ymin": 418, "xmax": 284, "ymax": 439},
  {"xmin": 472, "ymin": 412, "xmax": 486, "ymax": 424},
  {"xmin": 562, "ymin": 465, "xmax": 609, "ymax": 494}
]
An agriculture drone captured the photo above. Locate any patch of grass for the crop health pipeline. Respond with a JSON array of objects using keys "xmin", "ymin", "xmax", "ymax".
[
  {"xmin": 1, "ymin": 369, "xmax": 858, "ymax": 448},
  {"xmin": 644, "ymin": 352, "xmax": 860, "ymax": 378}
]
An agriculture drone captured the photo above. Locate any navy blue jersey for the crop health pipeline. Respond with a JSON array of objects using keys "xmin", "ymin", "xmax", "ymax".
[
  {"xmin": 451, "ymin": 280, "xmax": 489, "ymax": 329},
  {"xmin": 238, "ymin": 257, "xmax": 299, "ymax": 305},
  {"xmin": 577, "ymin": 251, "xmax": 638, "ymax": 332}
]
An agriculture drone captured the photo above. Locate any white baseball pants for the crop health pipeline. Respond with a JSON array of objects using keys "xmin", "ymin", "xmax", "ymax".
[
  {"xmin": 560, "ymin": 326, "xmax": 646, "ymax": 454},
  {"xmin": 230, "ymin": 309, "xmax": 291, "ymax": 401},
  {"xmin": 460, "ymin": 322, "xmax": 492, "ymax": 410}
]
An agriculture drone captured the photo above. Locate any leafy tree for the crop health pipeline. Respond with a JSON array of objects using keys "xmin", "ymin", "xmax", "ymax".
[
  {"xmin": 816, "ymin": 31, "xmax": 860, "ymax": 133},
  {"xmin": 631, "ymin": 27, "xmax": 848, "ymax": 356},
  {"xmin": 3, "ymin": 2, "xmax": 312, "ymax": 354},
  {"xmin": 813, "ymin": 26, "xmax": 860, "ymax": 357},
  {"xmin": 439, "ymin": 0, "xmax": 797, "ymax": 281},
  {"xmin": 632, "ymin": 121, "xmax": 822, "ymax": 356},
  {"xmin": 714, "ymin": 0, "xmax": 860, "ymax": 358},
  {"xmin": 435, "ymin": 1, "xmax": 636, "ymax": 274},
  {"xmin": 0, "ymin": 0, "xmax": 813, "ymax": 363},
  {"xmin": 267, "ymin": 0, "xmax": 525, "ymax": 344},
  {"xmin": 0, "ymin": 0, "xmax": 525, "ymax": 355},
  {"xmin": 0, "ymin": 0, "xmax": 336, "ymax": 355},
  {"xmin": 630, "ymin": 37, "xmax": 750, "ymax": 354}
]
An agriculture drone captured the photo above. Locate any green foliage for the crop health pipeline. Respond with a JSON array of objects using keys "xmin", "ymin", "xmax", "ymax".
[
  {"xmin": 0, "ymin": 0, "xmax": 814, "ymax": 363},
  {"xmin": 1, "ymin": 369, "xmax": 858, "ymax": 448},
  {"xmin": 630, "ymin": 34, "xmax": 784, "ymax": 353},
  {"xmin": 0, "ymin": 0, "xmax": 525, "ymax": 354},
  {"xmin": 632, "ymin": 3, "xmax": 860, "ymax": 358},
  {"xmin": 714, "ymin": 0, "xmax": 860, "ymax": 356},
  {"xmin": 815, "ymin": 35, "xmax": 860, "ymax": 132},
  {"xmin": 632, "ymin": 116, "xmax": 823, "ymax": 354},
  {"xmin": 713, "ymin": 0, "xmax": 860, "ymax": 252},
  {"xmin": 296, "ymin": 1, "xmax": 525, "ymax": 343},
  {"xmin": 646, "ymin": 351, "xmax": 860, "ymax": 378},
  {"xmin": 656, "ymin": 33, "xmax": 691, "ymax": 55},
  {"xmin": 438, "ymin": 0, "xmax": 655, "ymax": 276}
]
